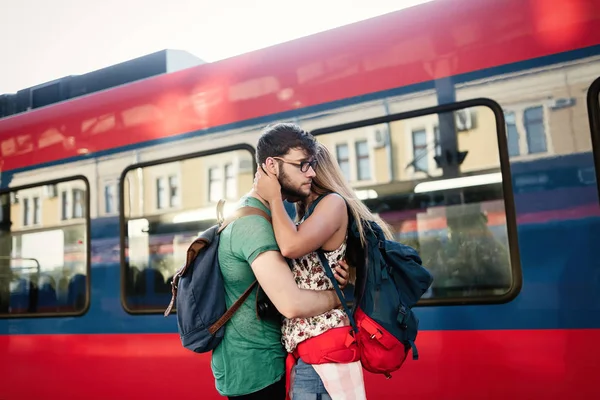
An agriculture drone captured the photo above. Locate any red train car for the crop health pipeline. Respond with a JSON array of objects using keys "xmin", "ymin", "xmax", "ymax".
[{"xmin": 1, "ymin": 0, "xmax": 600, "ymax": 398}]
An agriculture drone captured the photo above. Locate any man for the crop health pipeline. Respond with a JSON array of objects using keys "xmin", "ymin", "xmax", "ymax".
[{"xmin": 211, "ymin": 123, "xmax": 348, "ymax": 400}]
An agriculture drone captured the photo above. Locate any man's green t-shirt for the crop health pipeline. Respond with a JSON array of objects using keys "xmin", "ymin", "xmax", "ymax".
[{"xmin": 211, "ymin": 196, "xmax": 286, "ymax": 397}]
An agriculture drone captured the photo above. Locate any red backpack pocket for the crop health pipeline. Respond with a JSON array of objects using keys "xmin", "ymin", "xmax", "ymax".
[{"xmin": 354, "ymin": 308, "xmax": 408, "ymax": 377}]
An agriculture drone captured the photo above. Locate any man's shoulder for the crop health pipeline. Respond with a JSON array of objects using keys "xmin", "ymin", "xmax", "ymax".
[
  {"xmin": 220, "ymin": 200, "xmax": 275, "ymax": 249},
  {"xmin": 228, "ymin": 196, "xmax": 272, "ymax": 230}
]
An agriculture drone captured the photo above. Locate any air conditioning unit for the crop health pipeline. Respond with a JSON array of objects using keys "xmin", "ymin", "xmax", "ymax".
[
  {"xmin": 369, "ymin": 125, "xmax": 389, "ymax": 149},
  {"xmin": 44, "ymin": 184, "xmax": 58, "ymax": 198},
  {"xmin": 10, "ymin": 192, "xmax": 19, "ymax": 204},
  {"xmin": 455, "ymin": 109, "xmax": 475, "ymax": 131},
  {"xmin": 549, "ymin": 97, "xmax": 576, "ymax": 110},
  {"xmin": 238, "ymin": 159, "xmax": 254, "ymax": 174}
]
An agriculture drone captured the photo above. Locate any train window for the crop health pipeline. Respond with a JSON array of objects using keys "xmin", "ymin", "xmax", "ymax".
[
  {"xmin": 120, "ymin": 146, "xmax": 256, "ymax": 313},
  {"xmin": 312, "ymin": 101, "xmax": 521, "ymax": 304},
  {"xmin": 587, "ymin": 77, "xmax": 600, "ymax": 199},
  {"xmin": 0, "ymin": 177, "xmax": 90, "ymax": 317}
]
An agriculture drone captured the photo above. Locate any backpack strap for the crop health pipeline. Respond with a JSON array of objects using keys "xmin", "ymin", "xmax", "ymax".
[
  {"xmin": 218, "ymin": 205, "xmax": 271, "ymax": 234},
  {"xmin": 304, "ymin": 193, "xmax": 357, "ymax": 330},
  {"xmin": 316, "ymin": 250, "xmax": 358, "ymax": 333},
  {"xmin": 208, "ymin": 280, "xmax": 259, "ymax": 334},
  {"xmin": 208, "ymin": 205, "xmax": 271, "ymax": 330}
]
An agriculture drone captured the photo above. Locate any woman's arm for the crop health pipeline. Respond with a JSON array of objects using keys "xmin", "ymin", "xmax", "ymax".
[
  {"xmin": 254, "ymin": 168, "xmax": 347, "ymax": 259},
  {"xmin": 270, "ymin": 194, "xmax": 346, "ymax": 258}
]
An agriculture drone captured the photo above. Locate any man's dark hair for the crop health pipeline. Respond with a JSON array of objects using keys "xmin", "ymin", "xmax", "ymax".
[{"xmin": 256, "ymin": 123, "xmax": 317, "ymax": 165}]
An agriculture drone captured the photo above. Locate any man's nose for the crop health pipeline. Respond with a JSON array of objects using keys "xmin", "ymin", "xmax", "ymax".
[{"xmin": 306, "ymin": 167, "xmax": 316, "ymax": 178}]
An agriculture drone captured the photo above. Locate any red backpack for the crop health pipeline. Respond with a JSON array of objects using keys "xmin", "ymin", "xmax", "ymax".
[{"xmin": 308, "ymin": 194, "xmax": 433, "ymax": 377}]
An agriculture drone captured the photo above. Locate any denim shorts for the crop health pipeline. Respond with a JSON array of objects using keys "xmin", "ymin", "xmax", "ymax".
[{"xmin": 291, "ymin": 359, "xmax": 331, "ymax": 400}]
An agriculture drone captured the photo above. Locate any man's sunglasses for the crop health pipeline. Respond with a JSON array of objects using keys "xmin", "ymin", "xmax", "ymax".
[{"xmin": 272, "ymin": 157, "xmax": 317, "ymax": 173}]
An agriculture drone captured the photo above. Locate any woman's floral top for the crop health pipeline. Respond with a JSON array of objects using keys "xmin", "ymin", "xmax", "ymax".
[{"xmin": 281, "ymin": 239, "xmax": 349, "ymax": 353}]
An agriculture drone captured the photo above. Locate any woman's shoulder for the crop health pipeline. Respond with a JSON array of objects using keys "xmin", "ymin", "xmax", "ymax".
[{"xmin": 312, "ymin": 192, "xmax": 346, "ymax": 211}]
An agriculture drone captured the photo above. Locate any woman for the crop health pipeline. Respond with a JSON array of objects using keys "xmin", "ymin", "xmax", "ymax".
[{"xmin": 254, "ymin": 142, "xmax": 394, "ymax": 400}]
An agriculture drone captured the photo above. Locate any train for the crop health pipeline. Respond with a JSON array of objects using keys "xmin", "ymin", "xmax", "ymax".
[{"xmin": 1, "ymin": 0, "xmax": 600, "ymax": 398}]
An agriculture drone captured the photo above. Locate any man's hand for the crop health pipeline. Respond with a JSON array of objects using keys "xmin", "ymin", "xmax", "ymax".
[
  {"xmin": 334, "ymin": 259, "xmax": 350, "ymax": 290},
  {"xmin": 252, "ymin": 251, "xmax": 342, "ymax": 319}
]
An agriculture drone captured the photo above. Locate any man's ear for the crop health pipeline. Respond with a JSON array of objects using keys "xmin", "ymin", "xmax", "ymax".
[{"xmin": 264, "ymin": 157, "xmax": 279, "ymax": 176}]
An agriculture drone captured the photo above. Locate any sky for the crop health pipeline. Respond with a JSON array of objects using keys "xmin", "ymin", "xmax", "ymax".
[{"xmin": 0, "ymin": 0, "xmax": 432, "ymax": 94}]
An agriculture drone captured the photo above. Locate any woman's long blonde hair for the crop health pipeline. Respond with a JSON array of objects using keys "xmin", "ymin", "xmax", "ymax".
[{"xmin": 296, "ymin": 142, "xmax": 395, "ymax": 246}]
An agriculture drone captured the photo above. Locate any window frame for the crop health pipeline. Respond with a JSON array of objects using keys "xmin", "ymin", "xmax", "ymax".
[
  {"xmin": 118, "ymin": 144, "xmax": 256, "ymax": 315},
  {"xmin": 586, "ymin": 76, "xmax": 600, "ymax": 201},
  {"xmin": 411, "ymin": 128, "xmax": 429, "ymax": 173},
  {"xmin": 22, "ymin": 197, "xmax": 30, "ymax": 226},
  {"xmin": 0, "ymin": 174, "xmax": 91, "ymax": 319},
  {"xmin": 354, "ymin": 140, "xmax": 371, "ymax": 181},
  {"xmin": 311, "ymin": 98, "xmax": 522, "ymax": 307},
  {"xmin": 208, "ymin": 166, "xmax": 224, "ymax": 204},
  {"xmin": 224, "ymin": 163, "xmax": 236, "ymax": 200},
  {"xmin": 156, "ymin": 176, "xmax": 167, "ymax": 209},
  {"xmin": 502, "ymin": 102, "xmax": 552, "ymax": 158},
  {"xmin": 72, "ymin": 188, "xmax": 85, "ymax": 219},
  {"xmin": 335, "ymin": 143, "xmax": 351, "ymax": 181},
  {"xmin": 103, "ymin": 181, "xmax": 119, "ymax": 215}
]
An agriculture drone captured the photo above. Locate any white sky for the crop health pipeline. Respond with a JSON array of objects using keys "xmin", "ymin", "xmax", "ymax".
[{"xmin": 0, "ymin": 0, "xmax": 432, "ymax": 94}]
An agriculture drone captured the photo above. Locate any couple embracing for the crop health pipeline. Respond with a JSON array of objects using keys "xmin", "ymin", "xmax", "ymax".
[{"xmin": 212, "ymin": 123, "xmax": 394, "ymax": 400}]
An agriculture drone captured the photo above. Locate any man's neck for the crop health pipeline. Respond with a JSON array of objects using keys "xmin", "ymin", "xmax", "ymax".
[
  {"xmin": 248, "ymin": 189, "xmax": 283, "ymax": 210},
  {"xmin": 248, "ymin": 190, "xmax": 316, "ymax": 208}
]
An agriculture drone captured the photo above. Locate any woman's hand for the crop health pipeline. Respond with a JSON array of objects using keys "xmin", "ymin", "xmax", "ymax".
[
  {"xmin": 334, "ymin": 259, "xmax": 350, "ymax": 290},
  {"xmin": 254, "ymin": 165, "xmax": 282, "ymax": 203}
]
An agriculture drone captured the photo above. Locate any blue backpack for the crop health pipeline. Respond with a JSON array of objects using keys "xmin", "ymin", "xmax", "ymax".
[
  {"xmin": 306, "ymin": 194, "xmax": 433, "ymax": 377},
  {"xmin": 164, "ymin": 201, "xmax": 271, "ymax": 353}
]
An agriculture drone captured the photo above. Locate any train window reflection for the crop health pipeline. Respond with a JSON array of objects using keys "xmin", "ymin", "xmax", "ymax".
[
  {"xmin": 121, "ymin": 149, "xmax": 255, "ymax": 313},
  {"xmin": 0, "ymin": 178, "xmax": 89, "ymax": 317},
  {"xmin": 316, "ymin": 105, "xmax": 517, "ymax": 301}
]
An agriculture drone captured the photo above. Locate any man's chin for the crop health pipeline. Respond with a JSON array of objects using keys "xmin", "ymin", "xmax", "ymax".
[
  {"xmin": 284, "ymin": 194, "xmax": 305, "ymax": 203},
  {"xmin": 283, "ymin": 191, "xmax": 310, "ymax": 203}
]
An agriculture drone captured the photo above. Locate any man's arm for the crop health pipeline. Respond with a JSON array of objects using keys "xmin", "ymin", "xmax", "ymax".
[{"xmin": 251, "ymin": 250, "xmax": 341, "ymax": 319}]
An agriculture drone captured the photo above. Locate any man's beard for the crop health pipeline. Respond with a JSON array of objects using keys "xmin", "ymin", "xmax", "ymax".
[{"xmin": 279, "ymin": 170, "xmax": 310, "ymax": 201}]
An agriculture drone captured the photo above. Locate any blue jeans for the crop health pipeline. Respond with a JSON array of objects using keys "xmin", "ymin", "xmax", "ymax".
[{"xmin": 292, "ymin": 359, "xmax": 332, "ymax": 400}]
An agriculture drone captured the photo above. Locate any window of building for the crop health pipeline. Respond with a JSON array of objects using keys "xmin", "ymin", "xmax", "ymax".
[
  {"xmin": 355, "ymin": 140, "xmax": 371, "ymax": 181},
  {"xmin": 208, "ymin": 164, "xmax": 237, "ymax": 202},
  {"xmin": 412, "ymin": 129, "xmax": 429, "ymax": 172},
  {"xmin": 104, "ymin": 183, "xmax": 118, "ymax": 214},
  {"xmin": 336, "ymin": 144, "xmax": 350, "ymax": 181},
  {"xmin": 311, "ymin": 102, "xmax": 520, "ymax": 305},
  {"xmin": 72, "ymin": 189, "xmax": 84, "ymax": 219},
  {"xmin": 60, "ymin": 189, "xmax": 85, "ymax": 221},
  {"xmin": 505, "ymin": 112, "xmax": 520, "ymax": 157},
  {"xmin": 168, "ymin": 175, "xmax": 179, "ymax": 207},
  {"xmin": 155, "ymin": 175, "xmax": 179, "ymax": 210},
  {"xmin": 224, "ymin": 164, "xmax": 236, "ymax": 200},
  {"xmin": 33, "ymin": 197, "xmax": 40, "ymax": 225},
  {"xmin": 0, "ymin": 177, "xmax": 90, "ymax": 317},
  {"xmin": 61, "ymin": 191, "xmax": 69, "ymax": 220},
  {"xmin": 22, "ymin": 198, "xmax": 30, "ymax": 226},
  {"xmin": 156, "ymin": 177, "xmax": 166, "ymax": 209},
  {"xmin": 208, "ymin": 167, "xmax": 223, "ymax": 203},
  {"xmin": 523, "ymin": 106, "xmax": 547, "ymax": 154},
  {"xmin": 121, "ymin": 148, "xmax": 253, "ymax": 313},
  {"xmin": 503, "ymin": 105, "xmax": 549, "ymax": 157}
]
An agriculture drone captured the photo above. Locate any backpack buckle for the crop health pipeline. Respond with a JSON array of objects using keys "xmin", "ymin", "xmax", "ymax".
[{"xmin": 368, "ymin": 328, "xmax": 383, "ymax": 340}]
